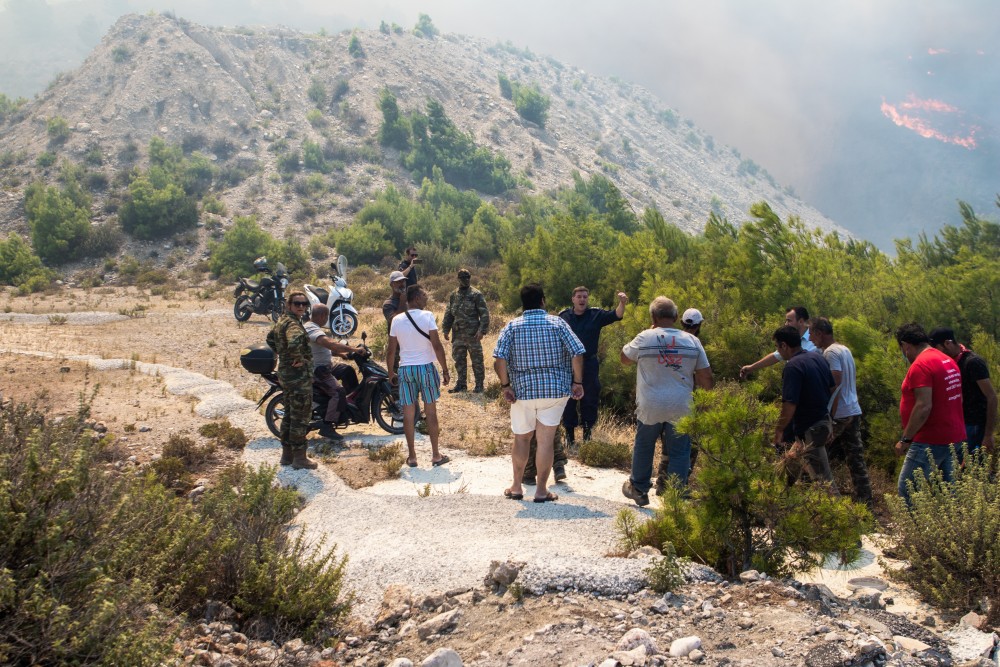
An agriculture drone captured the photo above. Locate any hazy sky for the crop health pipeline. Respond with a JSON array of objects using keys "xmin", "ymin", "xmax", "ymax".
[{"xmin": 2, "ymin": 0, "xmax": 998, "ymax": 244}]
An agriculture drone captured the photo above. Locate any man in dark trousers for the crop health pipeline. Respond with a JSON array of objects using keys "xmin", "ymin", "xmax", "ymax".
[
  {"xmin": 398, "ymin": 246, "xmax": 420, "ymax": 288},
  {"xmin": 930, "ymin": 326, "xmax": 997, "ymax": 457},
  {"xmin": 772, "ymin": 325, "xmax": 837, "ymax": 489}
]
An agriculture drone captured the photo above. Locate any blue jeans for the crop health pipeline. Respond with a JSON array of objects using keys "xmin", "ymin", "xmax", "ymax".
[
  {"xmin": 963, "ymin": 424, "xmax": 984, "ymax": 461},
  {"xmin": 631, "ymin": 421, "xmax": 690, "ymax": 493},
  {"xmin": 897, "ymin": 442, "xmax": 955, "ymax": 502}
]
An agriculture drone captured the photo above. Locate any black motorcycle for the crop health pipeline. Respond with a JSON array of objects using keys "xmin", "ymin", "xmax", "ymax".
[
  {"xmin": 234, "ymin": 259, "xmax": 288, "ymax": 323},
  {"xmin": 241, "ymin": 333, "xmax": 404, "ymax": 436}
]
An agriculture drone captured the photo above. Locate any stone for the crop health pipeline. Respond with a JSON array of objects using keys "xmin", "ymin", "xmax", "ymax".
[
  {"xmin": 942, "ymin": 623, "xmax": 998, "ymax": 662},
  {"xmin": 960, "ymin": 611, "xmax": 984, "ymax": 630},
  {"xmin": 139, "ymin": 425, "xmax": 152, "ymax": 432},
  {"xmin": 420, "ymin": 593, "xmax": 447, "ymax": 611},
  {"xmin": 628, "ymin": 546, "xmax": 662, "ymax": 559},
  {"xmin": 388, "ymin": 659, "xmax": 414, "ymax": 667},
  {"xmin": 852, "ymin": 587, "xmax": 883, "ymax": 610},
  {"xmin": 688, "ymin": 649, "xmax": 705, "ymax": 663},
  {"xmin": 281, "ymin": 638, "xmax": 304, "ymax": 653},
  {"xmin": 650, "ymin": 599, "xmax": 672, "ymax": 615},
  {"xmin": 825, "ymin": 632, "xmax": 842, "ymax": 642},
  {"xmin": 484, "ymin": 560, "xmax": 522, "ymax": 588},
  {"xmin": 771, "ymin": 647, "xmax": 786, "ymax": 658},
  {"xmin": 669, "ymin": 636, "xmax": 702, "ymax": 657},
  {"xmin": 417, "ymin": 609, "xmax": 461, "ymax": 640},
  {"xmin": 893, "ymin": 635, "xmax": 931, "ymax": 653},
  {"xmin": 376, "ymin": 584, "xmax": 414, "ymax": 628},
  {"xmin": 739, "ymin": 570, "xmax": 762, "ymax": 583},
  {"xmin": 420, "ymin": 647, "xmax": 463, "ymax": 667},
  {"xmin": 617, "ymin": 628, "xmax": 658, "ymax": 654}
]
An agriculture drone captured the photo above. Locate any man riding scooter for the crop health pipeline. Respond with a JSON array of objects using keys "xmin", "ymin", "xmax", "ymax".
[{"xmin": 304, "ymin": 304, "xmax": 367, "ymax": 440}]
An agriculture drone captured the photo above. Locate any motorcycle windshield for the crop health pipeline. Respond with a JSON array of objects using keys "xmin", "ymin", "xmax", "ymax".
[{"xmin": 274, "ymin": 262, "xmax": 288, "ymax": 277}]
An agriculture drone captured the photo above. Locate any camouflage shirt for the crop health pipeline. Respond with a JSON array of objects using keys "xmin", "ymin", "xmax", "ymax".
[
  {"xmin": 442, "ymin": 286, "xmax": 490, "ymax": 338},
  {"xmin": 266, "ymin": 314, "xmax": 313, "ymax": 386}
]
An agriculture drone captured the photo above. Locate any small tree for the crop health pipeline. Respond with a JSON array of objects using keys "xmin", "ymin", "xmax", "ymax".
[
  {"xmin": 497, "ymin": 73, "xmax": 513, "ymax": 100},
  {"xmin": 0, "ymin": 233, "xmax": 53, "ymax": 287},
  {"xmin": 348, "ymin": 34, "xmax": 364, "ymax": 58},
  {"xmin": 377, "ymin": 88, "xmax": 410, "ymax": 150},
  {"xmin": 46, "ymin": 116, "xmax": 71, "ymax": 145},
  {"xmin": 308, "ymin": 78, "xmax": 327, "ymax": 107},
  {"xmin": 209, "ymin": 216, "xmax": 277, "ymax": 281},
  {"xmin": 513, "ymin": 83, "xmax": 550, "ymax": 128},
  {"xmin": 24, "ymin": 182, "xmax": 90, "ymax": 264},
  {"xmin": 624, "ymin": 383, "xmax": 871, "ymax": 577},
  {"xmin": 118, "ymin": 173, "xmax": 198, "ymax": 239},
  {"xmin": 413, "ymin": 13, "xmax": 438, "ymax": 39}
]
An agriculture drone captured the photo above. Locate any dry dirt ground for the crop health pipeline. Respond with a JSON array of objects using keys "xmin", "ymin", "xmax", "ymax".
[{"xmin": 2, "ymin": 283, "xmax": 994, "ymax": 667}]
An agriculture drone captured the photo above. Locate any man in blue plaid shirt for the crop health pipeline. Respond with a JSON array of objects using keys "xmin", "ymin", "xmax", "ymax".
[{"xmin": 494, "ymin": 284, "xmax": 585, "ymax": 503}]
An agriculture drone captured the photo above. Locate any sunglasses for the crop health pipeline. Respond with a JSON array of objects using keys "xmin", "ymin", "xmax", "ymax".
[{"xmin": 291, "ymin": 301, "xmax": 309, "ymax": 307}]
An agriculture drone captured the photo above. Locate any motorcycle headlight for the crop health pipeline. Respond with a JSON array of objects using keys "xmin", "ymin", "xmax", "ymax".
[{"xmin": 280, "ymin": 278, "xmax": 289, "ymax": 288}]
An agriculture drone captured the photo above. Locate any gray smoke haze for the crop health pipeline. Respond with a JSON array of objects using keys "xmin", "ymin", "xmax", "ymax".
[{"xmin": 2, "ymin": 0, "xmax": 998, "ymax": 247}]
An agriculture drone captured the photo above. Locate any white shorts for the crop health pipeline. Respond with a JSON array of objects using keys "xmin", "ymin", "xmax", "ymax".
[{"xmin": 509, "ymin": 396, "xmax": 570, "ymax": 435}]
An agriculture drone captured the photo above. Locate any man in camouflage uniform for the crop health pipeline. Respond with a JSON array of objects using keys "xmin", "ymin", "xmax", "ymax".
[
  {"xmin": 266, "ymin": 291, "xmax": 318, "ymax": 470},
  {"xmin": 442, "ymin": 268, "xmax": 491, "ymax": 393}
]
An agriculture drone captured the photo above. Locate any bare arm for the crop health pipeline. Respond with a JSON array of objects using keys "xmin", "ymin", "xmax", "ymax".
[
  {"xmin": 695, "ymin": 367, "xmax": 714, "ymax": 390},
  {"xmin": 620, "ymin": 350, "xmax": 635, "ymax": 366},
  {"xmin": 316, "ymin": 335, "xmax": 364, "ymax": 357},
  {"xmin": 386, "ymin": 336, "xmax": 398, "ymax": 382},
  {"xmin": 978, "ymin": 377, "xmax": 997, "ymax": 451},
  {"xmin": 829, "ymin": 368, "xmax": 844, "ymax": 420},
  {"xmin": 428, "ymin": 330, "xmax": 450, "ymax": 385},
  {"xmin": 494, "ymin": 357, "xmax": 515, "ymax": 403},
  {"xmin": 897, "ymin": 386, "xmax": 933, "ymax": 455},
  {"xmin": 615, "ymin": 291, "xmax": 628, "ymax": 319},
  {"xmin": 571, "ymin": 355, "xmax": 585, "ymax": 400},
  {"xmin": 740, "ymin": 353, "xmax": 780, "ymax": 379}
]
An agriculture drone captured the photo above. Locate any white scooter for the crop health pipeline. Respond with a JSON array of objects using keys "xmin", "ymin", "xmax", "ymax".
[{"xmin": 303, "ymin": 255, "xmax": 359, "ymax": 337}]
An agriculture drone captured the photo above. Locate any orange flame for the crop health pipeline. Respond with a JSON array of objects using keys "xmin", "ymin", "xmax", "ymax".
[{"xmin": 880, "ymin": 94, "xmax": 978, "ymax": 149}]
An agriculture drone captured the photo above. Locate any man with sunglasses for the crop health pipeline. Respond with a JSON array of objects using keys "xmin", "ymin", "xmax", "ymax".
[
  {"xmin": 266, "ymin": 291, "xmax": 319, "ymax": 470},
  {"xmin": 398, "ymin": 246, "xmax": 420, "ymax": 288}
]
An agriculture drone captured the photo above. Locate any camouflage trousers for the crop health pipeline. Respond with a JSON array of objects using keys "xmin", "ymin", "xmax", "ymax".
[
  {"xmin": 280, "ymin": 381, "xmax": 312, "ymax": 451},
  {"xmin": 828, "ymin": 415, "xmax": 873, "ymax": 505},
  {"xmin": 451, "ymin": 335, "xmax": 485, "ymax": 389},
  {"xmin": 523, "ymin": 432, "xmax": 568, "ymax": 477}
]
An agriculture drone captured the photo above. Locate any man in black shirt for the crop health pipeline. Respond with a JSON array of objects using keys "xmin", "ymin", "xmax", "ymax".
[
  {"xmin": 398, "ymin": 246, "xmax": 420, "ymax": 288},
  {"xmin": 773, "ymin": 325, "xmax": 836, "ymax": 487},
  {"xmin": 930, "ymin": 327, "xmax": 997, "ymax": 455}
]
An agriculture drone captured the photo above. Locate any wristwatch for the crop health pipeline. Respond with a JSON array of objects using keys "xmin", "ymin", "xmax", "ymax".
[{"xmin": 901, "ymin": 436, "xmax": 913, "ymax": 444}]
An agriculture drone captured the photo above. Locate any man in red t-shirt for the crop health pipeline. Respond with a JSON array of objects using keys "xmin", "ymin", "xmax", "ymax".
[{"xmin": 895, "ymin": 322, "xmax": 965, "ymax": 501}]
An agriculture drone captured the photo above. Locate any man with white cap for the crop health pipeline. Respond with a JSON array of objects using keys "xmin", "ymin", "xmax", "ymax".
[
  {"xmin": 382, "ymin": 271, "xmax": 409, "ymax": 327},
  {"xmin": 681, "ymin": 308, "xmax": 704, "ymax": 338}
]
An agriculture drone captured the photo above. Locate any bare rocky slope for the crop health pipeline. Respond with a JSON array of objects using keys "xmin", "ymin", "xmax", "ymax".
[{"xmin": 0, "ymin": 13, "xmax": 843, "ymax": 257}]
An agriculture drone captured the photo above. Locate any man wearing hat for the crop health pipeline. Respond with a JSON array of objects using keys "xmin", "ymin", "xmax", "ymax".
[
  {"xmin": 930, "ymin": 326, "xmax": 997, "ymax": 457},
  {"xmin": 382, "ymin": 270, "xmax": 409, "ymax": 327},
  {"xmin": 681, "ymin": 308, "xmax": 704, "ymax": 338},
  {"xmin": 442, "ymin": 268, "xmax": 491, "ymax": 393}
]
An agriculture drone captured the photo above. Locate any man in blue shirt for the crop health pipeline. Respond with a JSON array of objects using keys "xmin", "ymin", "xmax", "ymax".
[{"xmin": 494, "ymin": 284, "xmax": 585, "ymax": 503}]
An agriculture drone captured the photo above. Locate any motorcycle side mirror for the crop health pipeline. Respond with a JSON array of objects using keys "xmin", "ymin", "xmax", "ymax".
[{"xmin": 361, "ymin": 332, "xmax": 367, "ymax": 343}]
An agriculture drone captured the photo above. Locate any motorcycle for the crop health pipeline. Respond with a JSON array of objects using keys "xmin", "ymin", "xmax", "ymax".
[
  {"xmin": 303, "ymin": 255, "xmax": 358, "ymax": 337},
  {"xmin": 234, "ymin": 258, "xmax": 288, "ymax": 323},
  {"xmin": 240, "ymin": 332, "xmax": 404, "ymax": 436}
]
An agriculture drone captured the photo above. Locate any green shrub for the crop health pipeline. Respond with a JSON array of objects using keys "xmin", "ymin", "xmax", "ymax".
[
  {"xmin": 513, "ymin": 82, "xmax": 551, "ymax": 128},
  {"xmin": 24, "ymin": 181, "xmax": 91, "ymax": 264},
  {"xmin": 199, "ymin": 421, "xmax": 249, "ymax": 450},
  {"xmin": 885, "ymin": 450, "xmax": 1000, "ymax": 624},
  {"xmin": 81, "ymin": 220, "xmax": 124, "ymax": 258},
  {"xmin": 35, "ymin": 151, "xmax": 56, "ymax": 168},
  {"xmin": 497, "ymin": 73, "xmax": 513, "ymax": 100},
  {"xmin": 162, "ymin": 434, "xmax": 216, "ymax": 467},
  {"xmin": 645, "ymin": 542, "xmax": 688, "ymax": 594},
  {"xmin": 308, "ymin": 78, "xmax": 327, "ymax": 107},
  {"xmin": 0, "ymin": 401, "xmax": 352, "ymax": 663},
  {"xmin": 202, "ymin": 194, "xmax": 228, "ymax": 216},
  {"xmin": 307, "ymin": 108, "xmax": 326, "ymax": 128},
  {"xmin": 348, "ymin": 33, "xmax": 364, "ymax": 58},
  {"xmin": 335, "ymin": 222, "xmax": 395, "ymax": 265},
  {"xmin": 209, "ymin": 215, "xmax": 277, "ymax": 281},
  {"xmin": 119, "ymin": 172, "xmax": 198, "ymax": 239},
  {"xmin": 622, "ymin": 384, "xmax": 871, "ymax": 578},
  {"xmin": 0, "ymin": 93, "xmax": 27, "ymax": 124},
  {"xmin": 0, "ymin": 233, "xmax": 54, "ymax": 287},
  {"xmin": 46, "ymin": 116, "xmax": 71, "ymax": 145},
  {"xmin": 413, "ymin": 13, "xmax": 438, "ymax": 38},
  {"xmin": 578, "ymin": 439, "xmax": 632, "ymax": 469}
]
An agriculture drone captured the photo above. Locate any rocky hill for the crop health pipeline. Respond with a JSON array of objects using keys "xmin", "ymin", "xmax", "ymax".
[{"xmin": 0, "ymin": 13, "xmax": 843, "ymax": 264}]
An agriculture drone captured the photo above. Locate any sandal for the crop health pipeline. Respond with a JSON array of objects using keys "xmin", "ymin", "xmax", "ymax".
[
  {"xmin": 533, "ymin": 492, "xmax": 558, "ymax": 503},
  {"xmin": 432, "ymin": 455, "xmax": 450, "ymax": 466},
  {"xmin": 503, "ymin": 489, "xmax": 524, "ymax": 500}
]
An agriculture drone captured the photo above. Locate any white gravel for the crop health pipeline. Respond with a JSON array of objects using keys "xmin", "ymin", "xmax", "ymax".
[{"xmin": 0, "ymin": 311, "xmax": 129, "ymax": 325}]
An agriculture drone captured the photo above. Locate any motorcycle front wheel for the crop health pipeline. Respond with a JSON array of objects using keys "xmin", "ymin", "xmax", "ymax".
[
  {"xmin": 264, "ymin": 393, "xmax": 285, "ymax": 438},
  {"xmin": 234, "ymin": 296, "xmax": 253, "ymax": 322},
  {"xmin": 329, "ymin": 310, "xmax": 359, "ymax": 337},
  {"xmin": 270, "ymin": 302, "xmax": 282, "ymax": 322},
  {"xmin": 373, "ymin": 385, "xmax": 405, "ymax": 434}
]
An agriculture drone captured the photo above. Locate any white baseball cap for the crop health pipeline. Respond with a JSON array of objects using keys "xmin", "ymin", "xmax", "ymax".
[{"xmin": 681, "ymin": 308, "xmax": 704, "ymax": 326}]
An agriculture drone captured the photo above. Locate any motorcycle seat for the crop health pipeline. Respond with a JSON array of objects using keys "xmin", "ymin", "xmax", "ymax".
[
  {"xmin": 310, "ymin": 287, "xmax": 329, "ymax": 303},
  {"xmin": 245, "ymin": 280, "xmax": 260, "ymax": 290}
]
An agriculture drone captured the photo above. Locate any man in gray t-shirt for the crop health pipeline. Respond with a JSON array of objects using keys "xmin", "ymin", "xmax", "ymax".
[
  {"xmin": 305, "ymin": 304, "xmax": 365, "ymax": 439},
  {"xmin": 619, "ymin": 297, "xmax": 713, "ymax": 506},
  {"xmin": 810, "ymin": 317, "xmax": 872, "ymax": 506}
]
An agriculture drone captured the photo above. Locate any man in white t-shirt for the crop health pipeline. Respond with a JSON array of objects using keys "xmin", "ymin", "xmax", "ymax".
[
  {"xmin": 386, "ymin": 285, "xmax": 451, "ymax": 468},
  {"xmin": 620, "ymin": 297, "xmax": 713, "ymax": 506},
  {"xmin": 810, "ymin": 317, "xmax": 872, "ymax": 506}
]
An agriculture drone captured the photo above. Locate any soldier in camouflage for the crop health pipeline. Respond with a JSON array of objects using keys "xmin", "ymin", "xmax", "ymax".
[
  {"xmin": 266, "ymin": 291, "xmax": 318, "ymax": 470},
  {"xmin": 442, "ymin": 268, "xmax": 491, "ymax": 393}
]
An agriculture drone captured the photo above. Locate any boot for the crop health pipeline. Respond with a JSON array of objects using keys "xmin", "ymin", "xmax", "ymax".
[
  {"xmin": 448, "ymin": 384, "xmax": 468, "ymax": 393},
  {"xmin": 291, "ymin": 449, "xmax": 319, "ymax": 470},
  {"xmin": 582, "ymin": 425, "xmax": 593, "ymax": 442},
  {"xmin": 279, "ymin": 445, "xmax": 293, "ymax": 466},
  {"xmin": 472, "ymin": 385, "xmax": 484, "ymax": 394},
  {"xmin": 564, "ymin": 428, "xmax": 576, "ymax": 447},
  {"xmin": 319, "ymin": 422, "xmax": 344, "ymax": 441}
]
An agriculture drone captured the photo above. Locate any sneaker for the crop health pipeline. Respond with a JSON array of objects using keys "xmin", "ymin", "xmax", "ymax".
[
  {"xmin": 318, "ymin": 423, "xmax": 344, "ymax": 441},
  {"xmin": 622, "ymin": 480, "xmax": 649, "ymax": 507},
  {"xmin": 554, "ymin": 466, "xmax": 567, "ymax": 482},
  {"xmin": 448, "ymin": 386, "xmax": 467, "ymax": 394},
  {"xmin": 472, "ymin": 386, "xmax": 484, "ymax": 394}
]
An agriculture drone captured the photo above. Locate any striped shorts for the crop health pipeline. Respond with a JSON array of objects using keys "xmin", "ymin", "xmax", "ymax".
[{"xmin": 398, "ymin": 363, "xmax": 441, "ymax": 406}]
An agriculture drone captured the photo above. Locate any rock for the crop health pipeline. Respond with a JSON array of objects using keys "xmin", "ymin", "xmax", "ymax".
[
  {"xmin": 617, "ymin": 628, "xmax": 658, "ymax": 654},
  {"xmin": 942, "ymin": 623, "xmax": 998, "ymax": 662},
  {"xmin": 739, "ymin": 570, "xmax": 762, "ymax": 583},
  {"xmin": 139, "ymin": 425, "xmax": 152, "ymax": 432},
  {"xmin": 281, "ymin": 638, "xmax": 304, "ymax": 653},
  {"xmin": 204, "ymin": 600, "xmax": 236, "ymax": 623},
  {"xmin": 388, "ymin": 659, "xmax": 414, "ymax": 667},
  {"xmin": 669, "ymin": 636, "xmax": 701, "ymax": 657},
  {"xmin": 417, "ymin": 609, "xmax": 461, "ymax": 640},
  {"xmin": 598, "ymin": 659, "xmax": 619, "ymax": 667},
  {"xmin": 825, "ymin": 632, "xmax": 842, "ymax": 642},
  {"xmin": 772, "ymin": 647, "xmax": 786, "ymax": 658},
  {"xmin": 688, "ymin": 649, "xmax": 705, "ymax": 663},
  {"xmin": 893, "ymin": 635, "xmax": 931, "ymax": 653},
  {"xmin": 420, "ymin": 593, "xmax": 447, "ymax": 611},
  {"xmin": 852, "ymin": 587, "xmax": 883, "ymax": 610},
  {"xmin": 376, "ymin": 584, "xmax": 414, "ymax": 628},
  {"xmin": 188, "ymin": 486, "xmax": 206, "ymax": 500},
  {"xmin": 420, "ymin": 647, "xmax": 463, "ymax": 667},
  {"xmin": 484, "ymin": 560, "xmax": 523, "ymax": 588},
  {"xmin": 960, "ymin": 611, "xmax": 984, "ymax": 630},
  {"xmin": 650, "ymin": 598, "xmax": 672, "ymax": 614},
  {"xmin": 627, "ymin": 546, "xmax": 662, "ymax": 559}
]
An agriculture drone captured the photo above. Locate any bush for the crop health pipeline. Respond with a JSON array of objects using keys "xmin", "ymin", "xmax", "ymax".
[
  {"xmin": 209, "ymin": 216, "xmax": 277, "ymax": 281},
  {"xmin": 35, "ymin": 151, "xmax": 56, "ymax": 168},
  {"xmin": 578, "ymin": 439, "xmax": 632, "ymax": 469},
  {"xmin": 0, "ymin": 233, "xmax": 54, "ymax": 287},
  {"xmin": 199, "ymin": 420, "xmax": 248, "ymax": 450},
  {"xmin": 645, "ymin": 542, "xmax": 688, "ymax": 594},
  {"xmin": 497, "ymin": 73, "xmax": 513, "ymax": 100},
  {"xmin": 348, "ymin": 34, "xmax": 364, "ymax": 58},
  {"xmin": 308, "ymin": 78, "xmax": 327, "ymax": 107},
  {"xmin": 335, "ymin": 222, "xmax": 395, "ymax": 265},
  {"xmin": 119, "ymin": 172, "xmax": 198, "ymax": 239},
  {"xmin": 413, "ymin": 13, "xmax": 438, "ymax": 38},
  {"xmin": 81, "ymin": 220, "xmax": 124, "ymax": 258},
  {"xmin": 885, "ymin": 450, "xmax": 1000, "ymax": 624},
  {"xmin": 46, "ymin": 115, "xmax": 71, "ymax": 145},
  {"xmin": 513, "ymin": 82, "xmax": 551, "ymax": 128},
  {"xmin": 622, "ymin": 384, "xmax": 871, "ymax": 578},
  {"xmin": 24, "ymin": 181, "xmax": 91, "ymax": 264},
  {"xmin": 162, "ymin": 434, "xmax": 216, "ymax": 467},
  {"xmin": 0, "ymin": 401, "xmax": 352, "ymax": 664}
]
